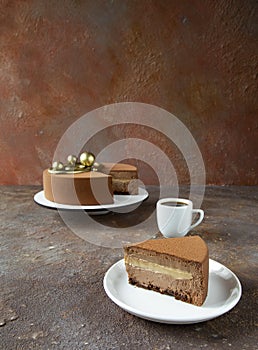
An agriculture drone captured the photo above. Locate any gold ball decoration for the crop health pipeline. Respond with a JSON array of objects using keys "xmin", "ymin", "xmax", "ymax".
[
  {"xmin": 52, "ymin": 161, "xmax": 58, "ymax": 169},
  {"xmin": 80, "ymin": 152, "xmax": 95, "ymax": 167},
  {"xmin": 92, "ymin": 162, "xmax": 103, "ymax": 172},
  {"xmin": 52, "ymin": 161, "xmax": 64, "ymax": 170},
  {"xmin": 86, "ymin": 152, "xmax": 95, "ymax": 167},
  {"xmin": 79, "ymin": 152, "xmax": 88, "ymax": 166},
  {"xmin": 67, "ymin": 155, "xmax": 77, "ymax": 165}
]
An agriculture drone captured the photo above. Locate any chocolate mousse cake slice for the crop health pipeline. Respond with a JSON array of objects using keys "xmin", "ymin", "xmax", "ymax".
[{"xmin": 124, "ymin": 236, "xmax": 209, "ymax": 306}]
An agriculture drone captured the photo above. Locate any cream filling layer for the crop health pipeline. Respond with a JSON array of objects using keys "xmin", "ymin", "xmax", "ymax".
[{"xmin": 125, "ymin": 256, "xmax": 192, "ymax": 280}]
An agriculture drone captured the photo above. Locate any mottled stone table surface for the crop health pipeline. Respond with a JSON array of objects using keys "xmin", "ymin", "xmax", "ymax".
[{"xmin": 0, "ymin": 186, "xmax": 257, "ymax": 350}]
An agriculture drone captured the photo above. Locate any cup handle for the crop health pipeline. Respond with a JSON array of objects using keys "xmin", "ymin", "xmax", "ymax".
[{"xmin": 190, "ymin": 209, "xmax": 204, "ymax": 231}]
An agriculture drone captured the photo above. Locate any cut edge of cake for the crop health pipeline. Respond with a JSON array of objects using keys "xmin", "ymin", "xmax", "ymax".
[{"xmin": 102, "ymin": 163, "xmax": 138, "ymax": 195}]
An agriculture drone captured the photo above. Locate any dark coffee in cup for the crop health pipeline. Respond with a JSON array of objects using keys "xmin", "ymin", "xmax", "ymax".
[
  {"xmin": 157, "ymin": 198, "xmax": 204, "ymax": 237},
  {"xmin": 161, "ymin": 201, "xmax": 187, "ymax": 207}
]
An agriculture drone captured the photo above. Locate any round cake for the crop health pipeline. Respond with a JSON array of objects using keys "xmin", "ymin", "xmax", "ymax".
[{"xmin": 43, "ymin": 161, "xmax": 138, "ymax": 206}]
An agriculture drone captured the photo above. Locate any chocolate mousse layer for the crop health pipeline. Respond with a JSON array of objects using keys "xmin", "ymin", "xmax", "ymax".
[{"xmin": 102, "ymin": 163, "xmax": 138, "ymax": 194}]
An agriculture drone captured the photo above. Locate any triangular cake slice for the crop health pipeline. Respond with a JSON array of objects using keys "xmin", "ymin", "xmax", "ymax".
[{"xmin": 124, "ymin": 236, "xmax": 209, "ymax": 306}]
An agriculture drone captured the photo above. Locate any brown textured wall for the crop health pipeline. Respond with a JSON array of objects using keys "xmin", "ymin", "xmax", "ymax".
[{"xmin": 0, "ymin": 0, "xmax": 257, "ymax": 185}]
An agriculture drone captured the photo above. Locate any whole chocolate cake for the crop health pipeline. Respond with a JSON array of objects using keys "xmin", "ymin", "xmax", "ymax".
[{"xmin": 43, "ymin": 152, "xmax": 138, "ymax": 205}]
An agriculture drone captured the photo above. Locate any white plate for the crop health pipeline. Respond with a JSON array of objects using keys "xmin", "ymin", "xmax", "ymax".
[
  {"xmin": 34, "ymin": 188, "xmax": 148, "ymax": 214},
  {"xmin": 103, "ymin": 259, "xmax": 242, "ymax": 324}
]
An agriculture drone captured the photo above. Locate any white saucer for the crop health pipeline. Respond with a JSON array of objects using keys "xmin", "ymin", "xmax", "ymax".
[
  {"xmin": 103, "ymin": 259, "xmax": 242, "ymax": 324},
  {"xmin": 34, "ymin": 188, "xmax": 148, "ymax": 214}
]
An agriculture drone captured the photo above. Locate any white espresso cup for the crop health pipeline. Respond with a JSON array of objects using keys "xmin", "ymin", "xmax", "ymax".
[{"xmin": 156, "ymin": 198, "xmax": 204, "ymax": 238}]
